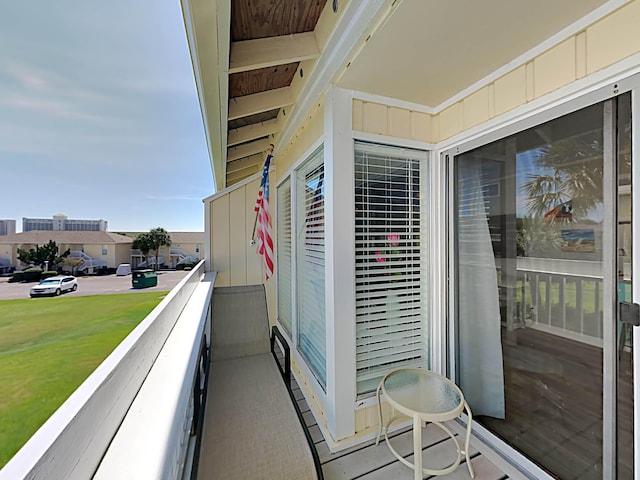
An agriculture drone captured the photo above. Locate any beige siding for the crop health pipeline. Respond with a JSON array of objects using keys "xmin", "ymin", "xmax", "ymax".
[
  {"xmin": 352, "ymin": 99, "xmax": 432, "ymax": 142},
  {"xmin": 229, "ymin": 187, "xmax": 248, "ymax": 285},
  {"xmin": 244, "ymin": 178, "xmax": 263, "ymax": 283},
  {"xmin": 438, "ymin": 102, "xmax": 463, "ymax": 141},
  {"xmin": 463, "ymin": 87, "xmax": 490, "ymax": 129},
  {"xmin": 587, "ymin": 0, "xmax": 640, "ymax": 74},
  {"xmin": 433, "ymin": 0, "xmax": 640, "ymax": 140},
  {"xmin": 211, "ymin": 194, "xmax": 231, "ymax": 286},
  {"xmin": 277, "ymin": 101, "xmax": 324, "ymax": 181},
  {"xmin": 208, "ymin": 177, "xmax": 270, "ymax": 288},
  {"xmin": 534, "ymin": 37, "xmax": 576, "ymax": 98},
  {"xmin": 115, "ymin": 244, "xmax": 131, "ymax": 267},
  {"xmin": 493, "ymin": 65, "xmax": 527, "ymax": 118}
]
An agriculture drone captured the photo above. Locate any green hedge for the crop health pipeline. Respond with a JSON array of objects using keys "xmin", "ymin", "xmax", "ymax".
[{"xmin": 8, "ymin": 268, "xmax": 44, "ymax": 283}]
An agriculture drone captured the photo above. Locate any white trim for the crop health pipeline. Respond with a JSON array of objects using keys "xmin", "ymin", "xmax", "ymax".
[
  {"xmin": 442, "ymin": 67, "xmax": 640, "ymax": 479},
  {"xmin": 352, "ymin": 89, "xmax": 435, "ymax": 115},
  {"xmin": 324, "ymin": 86, "xmax": 357, "ymax": 441},
  {"xmin": 632, "ymin": 85, "xmax": 640, "ymax": 477},
  {"xmin": 429, "ymin": 149, "xmax": 446, "ymax": 375},
  {"xmin": 434, "ymin": 0, "xmax": 632, "ymax": 113},
  {"xmin": 452, "ymin": 421, "xmax": 554, "ymax": 480},
  {"xmin": 204, "ymin": 195, "xmax": 211, "ymax": 272},
  {"xmin": 353, "ymin": 130, "xmax": 435, "ymax": 151},
  {"xmin": 276, "ymin": 0, "xmax": 391, "ymax": 159}
]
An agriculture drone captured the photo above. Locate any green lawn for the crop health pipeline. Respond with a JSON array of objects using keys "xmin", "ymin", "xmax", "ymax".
[{"xmin": 0, "ymin": 292, "xmax": 167, "ymax": 468}]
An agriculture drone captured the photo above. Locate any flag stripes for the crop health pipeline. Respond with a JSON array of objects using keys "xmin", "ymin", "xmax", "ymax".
[{"xmin": 255, "ymin": 148, "xmax": 274, "ymax": 280}]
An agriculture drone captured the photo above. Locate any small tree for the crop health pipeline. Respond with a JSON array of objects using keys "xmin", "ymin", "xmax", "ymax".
[
  {"xmin": 63, "ymin": 256, "xmax": 85, "ymax": 275},
  {"xmin": 17, "ymin": 240, "xmax": 70, "ymax": 270},
  {"xmin": 132, "ymin": 233, "xmax": 153, "ymax": 268}
]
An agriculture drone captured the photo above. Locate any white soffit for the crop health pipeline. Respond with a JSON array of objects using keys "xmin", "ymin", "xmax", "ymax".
[{"xmin": 336, "ymin": 0, "xmax": 610, "ymax": 108}]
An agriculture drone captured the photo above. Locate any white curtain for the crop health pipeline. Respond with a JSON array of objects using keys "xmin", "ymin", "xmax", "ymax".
[{"xmin": 457, "ymin": 162, "xmax": 505, "ymax": 419}]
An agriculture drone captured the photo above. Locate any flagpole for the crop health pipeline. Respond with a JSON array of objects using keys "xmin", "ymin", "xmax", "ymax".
[{"xmin": 250, "ymin": 143, "xmax": 274, "ymax": 245}]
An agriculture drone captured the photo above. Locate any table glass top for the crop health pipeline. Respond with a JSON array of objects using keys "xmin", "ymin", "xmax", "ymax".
[{"xmin": 383, "ymin": 369, "xmax": 462, "ymax": 415}]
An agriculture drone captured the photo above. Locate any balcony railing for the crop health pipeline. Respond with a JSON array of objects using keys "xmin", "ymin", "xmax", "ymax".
[{"xmin": 0, "ymin": 261, "xmax": 214, "ymax": 480}]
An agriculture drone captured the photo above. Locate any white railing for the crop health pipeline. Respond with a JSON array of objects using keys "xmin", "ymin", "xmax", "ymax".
[
  {"xmin": 507, "ymin": 258, "xmax": 606, "ymax": 347},
  {"xmin": 0, "ymin": 261, "xmax": 215, "ymax": 480},
  {"xmin": 69, "ymin": 250, "xmax": 108, "ymax": 270}
]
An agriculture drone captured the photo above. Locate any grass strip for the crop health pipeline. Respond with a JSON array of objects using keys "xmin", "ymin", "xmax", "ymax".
[{"xmin": 0, "ymin": 292, "xmax": 167, "ymax": 467}]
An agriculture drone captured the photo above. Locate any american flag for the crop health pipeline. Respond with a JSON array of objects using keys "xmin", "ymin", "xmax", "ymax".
[{"xmin": 255, "ymin": 149, "xmax": 274, "ymax": 280}]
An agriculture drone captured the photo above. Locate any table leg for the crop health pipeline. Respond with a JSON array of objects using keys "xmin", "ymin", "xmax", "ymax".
[
  {"xmin": 413, "ymin": 415, "xmax": 422, "ymax": 480},
  {"xmin": 463, "ymin": 401, "xmax": 475, "ymax": 478},
  {"xmin": 375, "ymin": 380, "xmax": 384, "ymax": 446}
]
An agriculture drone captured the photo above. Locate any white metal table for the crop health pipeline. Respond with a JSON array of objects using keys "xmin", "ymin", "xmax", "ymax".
[{"xmin": 376, "ymin": 368, "xmax": 475, "ymax": 479}]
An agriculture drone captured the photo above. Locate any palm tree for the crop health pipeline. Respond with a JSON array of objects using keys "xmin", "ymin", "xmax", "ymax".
[
  {"xmin": 521, "ymin": 129, "xmax": 603, "ymax": 222},
  {"xmin": 147, "ymin": 227, "xmax": 172, "ymax": 271},
  {"xmin": 132, "ymin": 233, "xmax": 153, "ymax": 268}
]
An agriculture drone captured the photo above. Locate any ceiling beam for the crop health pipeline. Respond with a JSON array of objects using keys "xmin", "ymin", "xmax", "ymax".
[
  {"xmin": 226, "ymin": 153, "xmax": 264, "ymax": 174},
  {"xmin": 227, "ymin": 168, "xmax": 260, "ymax": 185},
  {"xmin": 228, "ymin": 87, "xmax": 295, "ymax": 120},
  {"xmin": 227, "ymin": 137, "xmax": 272, "ymax": 162},
  {"xmin": 227, "ymin": 118, "xmax": 279, "ymax": 147},
  {"xmin": 229, "ymin": 32, "xmax": 320, "ymax": 74}
]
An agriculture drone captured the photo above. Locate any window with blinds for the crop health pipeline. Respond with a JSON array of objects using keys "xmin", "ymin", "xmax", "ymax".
[
  {"xmin": 354, "ymin": 141, "xmax": 427, "ymax": 395},
  {"xmin": 296, "ymin": 146, "xmax": 326, "ymax": 388},
  {"xmin": 277, "ymin": 178, "xmax": 293, "ymax": 336}
]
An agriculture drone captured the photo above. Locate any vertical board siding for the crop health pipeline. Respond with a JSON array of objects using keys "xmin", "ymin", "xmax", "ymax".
[
  {"xmin": 463, "ymin": 87, "xmax": 490, "ymax": 129},
  {"xmin": 433, "ymin": 0, "xmax": 640, "ymax": 140},
  {"xmin": 492, "ymin": 65, "xmax": 527, "ymax": 117},
  {"xmin": 410, "ymin": 111, "xmax": 431, "ymax": 142},
  {"xmin": 209, "ymin": 180, "xmax": 265, "ymax": 288},
  {"xmin": 534, "ymin": 37, "xmax": 576, "ymax": 98},
  {"xmin": 587, "ymin": 0, "xmax": 640, "ymax": 74},
  {"xmin": 387, "ymin": 107, "xmax": 411, "ymax": 138},
  {"xmin": 362, "ymin": 102, "xmax": 387, "ymax": 134},
  {"xmin": 353, "ymin": 100, "xmax": 432, "ymax": 142},
  {"xmin": 438, "ymin": 102, "xmax": 463, "ymax": 141},
  {"xmin": 245, "ymin": 177, "xmax": 263, "ymax": 284},
  {"xmin": 211, "ymin": 195, "xmax": 231, "ymax": 286},
  {"xmin": 229, "ymin": 187, "xmax": 248, "ymax": 285}
]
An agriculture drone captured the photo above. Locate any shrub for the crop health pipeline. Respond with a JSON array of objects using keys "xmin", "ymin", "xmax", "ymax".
[
  {"xmin": 9, "ymin": 268, "xmax": 43, "ymax": 283},
  {"xmin": 42, "ymin": 271, "xmax": 59, "ymax": 279},
  {"xmin": 8, "ymin": 272, "xmax": 23, "ymax": 283}
]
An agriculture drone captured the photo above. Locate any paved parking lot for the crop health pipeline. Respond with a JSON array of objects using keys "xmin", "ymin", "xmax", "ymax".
[{"xmin": 0, "ymin": 270, "xmax": 191, "ymax": 300}]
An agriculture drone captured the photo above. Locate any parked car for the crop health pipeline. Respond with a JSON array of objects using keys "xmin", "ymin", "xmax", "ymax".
[{"xmin": 30, "ymin": 276, "xmax": 78, "ymax": 298}]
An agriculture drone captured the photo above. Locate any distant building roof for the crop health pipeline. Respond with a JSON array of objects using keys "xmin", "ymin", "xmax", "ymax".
[
  {"xmin": 124, "ymin": 231, "xmax": 204, "ymax": 244},
  {"xmin": 0, "ymin": 231, "xmax": 133, "ymax": 245},
  {"xmin": 169, "ymin": 232, "xmax": 205, "ymax": 244}
]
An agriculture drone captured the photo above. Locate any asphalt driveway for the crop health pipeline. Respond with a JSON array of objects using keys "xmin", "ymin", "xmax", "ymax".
[{"xmin": 0, "ymin": 270, "xmax": 191, "ymax": 300}]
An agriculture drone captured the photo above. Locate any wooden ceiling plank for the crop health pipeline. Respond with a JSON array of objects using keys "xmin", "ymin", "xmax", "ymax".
[
  {"xmin": 229, "ymin": 32, "xmax": 320, "ymax": 74},
  {"xmin": 227, "ymin": 137, "xmax": 272, "ymax": 162},
  {"xmin": 227, "ymin": 169, "xmax": 260, "ymax": 185},
  {"xmin": 227, "ymin": 118, "xmax": 280, "ymax": 146},
  {"xmin": 226, "ymin": 154, "xmax": 264, "ymax": 174},
  {"xmin": 228, "ymin": 86, "xmax": 294, "ymax": 120}
]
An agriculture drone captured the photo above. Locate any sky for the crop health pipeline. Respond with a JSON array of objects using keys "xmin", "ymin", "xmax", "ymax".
[{"xmin": 0, "ymin": 1, "xmax": 214, "ymax": 233}]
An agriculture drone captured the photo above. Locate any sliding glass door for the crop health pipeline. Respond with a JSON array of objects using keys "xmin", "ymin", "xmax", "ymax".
[{"xmin": 453, "ymin": 93, "xmax": 633, "ymax": 479}]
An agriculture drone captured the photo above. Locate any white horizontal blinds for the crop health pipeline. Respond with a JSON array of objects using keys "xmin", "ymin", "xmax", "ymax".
[
  {"xmin": 354, "ymin": 141, "xmax": 426, "ymax": 395},
  {"xmin": 296, "ymin": 146, "xmax": 326, "ymax": 388},
  {"xmin": 277, "ymin": 178, "xmax": 293, "ymax": 336}
]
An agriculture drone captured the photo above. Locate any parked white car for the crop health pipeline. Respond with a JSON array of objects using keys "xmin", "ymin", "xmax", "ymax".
[{"xmin": 30, "ymin": 276, "xmax": 78, "ymax": 298}]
